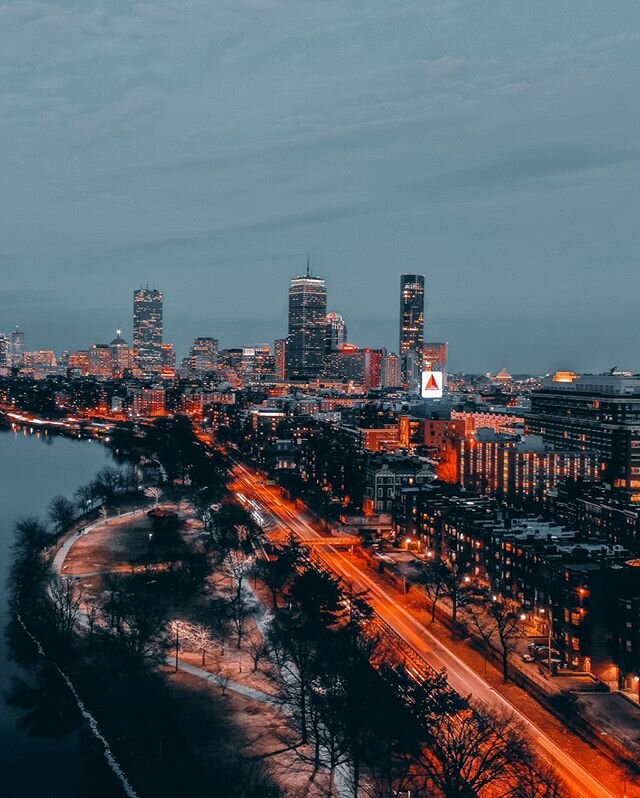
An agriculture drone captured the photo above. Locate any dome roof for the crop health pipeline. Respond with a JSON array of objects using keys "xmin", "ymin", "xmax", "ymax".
[{"xmin": 110, "ymin": 331, "xmax": 129, "ymax": 347}]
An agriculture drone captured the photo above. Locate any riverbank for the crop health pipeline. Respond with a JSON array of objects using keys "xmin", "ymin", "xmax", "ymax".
[
  {"xmin": 52, "ymin": 497, "xmax": 336, "ymax": 798},
  {"xmin": 0, "ymin": 430, "xmax": 119, "ymax": 798}
]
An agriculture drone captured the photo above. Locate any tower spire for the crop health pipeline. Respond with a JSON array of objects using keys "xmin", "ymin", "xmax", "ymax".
[{"xmin": 306, "ymin": 256, "xmax": 311, "ymax": 277}]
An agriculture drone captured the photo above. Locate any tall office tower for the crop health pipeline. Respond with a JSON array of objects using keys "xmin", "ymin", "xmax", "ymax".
[
  {"xmin": 399, "ymin": 274, "xmax": 424, "ymax": 388},
  {"xmin": 254, "ymin": 343, "xmax": 275, "ymax": 380},
  {"xmin": 189, "ymin": 337, "xmax": 218, "ymax": 373},
  {"xmin": 10, "ymin": 326, "xmax": 24, "ymax": 366},
  {"xmin": 109, "ymin": 331, "xmax": 134, "ymax": 377},
  {"xmin": 325, "ymin": 311, "xmax": 347, "ymax": 353},
  {"xmin": 423, "ymin": 342, "xmax": 448, "ymax": 371},
  {"xmin": 160, "ymin": 343, "xmax": 175, "ymax": 370},
  {"xmin": 274, "ymin": 338, "xmax": 287, "ymax": 380},
  {"xmin": 381, "ymin": 351, "xmax": 400, "ymax": 388},
  {"xmin": 286, "ymin": 262, "xmax": 327, "ymax": 381},
  {"xmin": 0, "ymin": 333, "xmax": 9, "ymax": 368},
  {"xmin": 88, "ymin": 343, "xmax": 113, "ymax": 378},
  {"xmin": 133, "ymin": 288, "xmax": 163, "ymax": 374}
]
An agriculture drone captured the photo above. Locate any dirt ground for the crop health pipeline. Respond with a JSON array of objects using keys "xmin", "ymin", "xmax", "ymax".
[
  {"xmin": 60, "ymin": 506, "xmax": 333, "ymax": 798},
  {"xmin": 166, "ymin": 669, "xmax": 332, "ymax": 798},
  {"xmin": 62, "ymin": 510, "xmax": 154, "ymax": 575}
]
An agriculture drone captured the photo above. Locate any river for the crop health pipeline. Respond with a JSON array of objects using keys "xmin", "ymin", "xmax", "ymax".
[{"xmin": 0, "ymin": 428, "xmax": 123, "ymax": 798}]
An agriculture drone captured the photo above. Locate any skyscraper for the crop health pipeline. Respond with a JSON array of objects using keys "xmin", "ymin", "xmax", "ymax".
[
  {"xmin": 274, "ymin": 338, "xmax": 287, "ymax": 381},
  {"xmin": 0, "ymin": 333, "xmax": 9, "ymax": 368},
  {"xmin": 109, "ymin": 330, "xmax": 134, "ymax": 377},
  {"xmin": 189, "ymin": 337, "xmax": 218, "ymax": 373},
  {"xmin": 133, "ymin": 288, "xmax": 163, "ymax": 374},
  {"xmin": 423, "ymin": 342, "xmax": 448, "ymax": 372},
  {"xmin": 286, "ymin": 262, "xmax": 327, "ymax": 381},
  {"xmin": 325, "ymin": 311, "xmax": 347, "ymax": 353},
  {"xmin": 10, "ymin": 326, "xmax": 24, "ymax": 367},
  {"xmin": 399, "ymin": 274, "xmax": 424, "ymax": 388}
]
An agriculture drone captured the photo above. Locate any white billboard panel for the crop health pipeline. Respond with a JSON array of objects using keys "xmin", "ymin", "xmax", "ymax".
[{"xmin": 421, "ymin": 370, "xmax": 443, "ymax": 399}]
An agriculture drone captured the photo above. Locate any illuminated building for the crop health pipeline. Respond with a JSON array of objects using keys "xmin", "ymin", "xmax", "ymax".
[
  {"xmin": 160, "ymin": 343, "xmax": 175, "ymax": 370},
  {"xmin": 365, "ymin": 454, "xmax": 432, "ymax": 514},
  {"xmin": 133, "ymin": 287, "xmax": 163, "ymax": 374},
  {"xmin": 9, "ymin": 326, "xmax": 24, "ymax": 366},
  {"xmin": 324, "ymin": 345, "xmax": 383, "ymax": 389},
  {"xmin": 452, "ymin": 409, "xmax": 523, "ymax": 436},
  {"xmin": 325, "ymin": 311, "xmax": 347, "ymax": 353},
  {"xmin": 240, "ymin": 347, "xmax": 257, "ymax": 379},
  {"xmin": 88, "ymin": 344, "xmax": 112, "ymax": 378},
  {"xmin": 423, "ymin": 341, "xmax": 448, "ymax": 371},
  {"xmin": 0, "ymin": 334, "xmax": 9, "ymax": 368},
  {"xmin": 457, "ymin": 429, "xmax": 599, "ymax": 506},
  {"xmin": 399, "ymin": 274, "xmax": 424, "ymax": 388},
  {"xmin": 491, "ymin": 367, "xmax": 512, "ymax": 384},
  {"xmin": 189, "ymin": 337, "xmax": 218, "ymax": 373},
  {"xmin": 286, "ymin": 263, "xmax": 327, "ymax": 380},
  {"xmin": 274, "ymin": 338, "xmax": 287, "ymax": 380},
  {"xmin": 109, "ymin": 331, "xmax": 134, "ymax": 377},
  {"xmin": 358, "ymin": 426, "xmax": 401, "ymax": 452},
  {"xmin": 131, "ymin": 387, "xmax": 166, "ymax": 417},
  {"xmin": 67, "ymin": 350, "xmax": 90, "ymax": 375},
  {"xmin": 381, "ymin": 352, "xmax": 400, "ymax": 388},
  {"xmin": 254, "ymin": 344, "xmax": 275, "ymax": 380},
  {"xmin": 527, "ymin": 373, "xmax": 640, "ymax": 489}
]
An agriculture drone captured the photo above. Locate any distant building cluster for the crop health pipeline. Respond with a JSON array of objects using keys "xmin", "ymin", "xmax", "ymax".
[
  {"xmin": 0, "ymin": 268, "xmax": 447, "ymax": 393},
  {"xmin": 4, "ymin": 268, "xmax": 640, "ymax": 695}
]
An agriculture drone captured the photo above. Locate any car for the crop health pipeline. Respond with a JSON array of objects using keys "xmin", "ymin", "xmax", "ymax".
[
  {"xmin": 522, "ymin": 653, "xmax": 535, "ymax": 663},
  {"xmin": 533, "ymin": 647, "xmax": 562, "ymax": 660}
]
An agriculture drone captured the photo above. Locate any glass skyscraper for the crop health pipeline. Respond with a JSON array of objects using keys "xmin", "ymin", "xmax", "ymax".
[
  {"xmin": 133, "ymin": 288, "xmax": 163, "ymax": 374},
  {"xmin": 399, "ymin": 274, "xmax": 425, "ymax": 388},
  {"xmin": 286, "ymin": 265, "xmax": 327, "ymax": 381}
]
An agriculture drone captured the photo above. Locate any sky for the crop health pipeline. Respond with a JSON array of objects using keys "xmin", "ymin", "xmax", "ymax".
[{"xmin": 0, "ymin": 0, "xmax": 639, "ymax": 373}]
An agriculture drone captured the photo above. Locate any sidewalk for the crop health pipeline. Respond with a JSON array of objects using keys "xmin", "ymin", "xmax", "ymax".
[{"xmin": 356, "ymin": 545, "xmax": 640, "ymax": 778}]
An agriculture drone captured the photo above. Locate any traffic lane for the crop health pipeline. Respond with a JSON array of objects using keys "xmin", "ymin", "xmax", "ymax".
[{"xmin": 230, "ymin": 469, "xmax": 614, "ymax": 798}]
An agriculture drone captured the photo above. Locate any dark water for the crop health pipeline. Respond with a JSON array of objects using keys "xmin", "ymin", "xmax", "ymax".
[{"xmin": 0, "ymin": 429, "xmax": 123, "ymax": 797}]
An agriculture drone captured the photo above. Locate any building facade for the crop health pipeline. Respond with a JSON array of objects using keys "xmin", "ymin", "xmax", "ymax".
[
  {"xmin": 399, "ymin": 274, "xmax": 424, "ymax": 388},
  {"xmin": 286, "ymin": 266, "xmax": 327, "ymax": 381},
  {"xmin": 133, "ymin": 288, "xmax": 164, "ymax": 374},
  {"xmin": 527, "ymin": 373, "xmax": 640, "ymax": 489}
]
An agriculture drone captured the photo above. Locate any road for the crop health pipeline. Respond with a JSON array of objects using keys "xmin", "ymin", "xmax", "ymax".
[{"xmin": 228, "ymin": 457, "xmax": 617, "ymax": 798}]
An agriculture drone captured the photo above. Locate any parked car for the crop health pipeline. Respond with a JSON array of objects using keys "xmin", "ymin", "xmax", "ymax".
[{"xmin": 522, "ymin": 653, "xmax": 535, "ymax": 663}]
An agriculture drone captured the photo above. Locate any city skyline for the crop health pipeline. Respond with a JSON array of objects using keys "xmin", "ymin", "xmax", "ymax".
[
  {"xmin": 1, "ymin": 4, "xmax": 639, "ymax": 373},
  {"xmin": 2, "ymin": 4, "xmax": 640, "ymax": 797}
]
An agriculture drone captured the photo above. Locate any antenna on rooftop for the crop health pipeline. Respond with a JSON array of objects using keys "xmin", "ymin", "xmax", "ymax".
[{"xmin": 306, "ymin": 256, "xmax": 311, "ymax": 277}]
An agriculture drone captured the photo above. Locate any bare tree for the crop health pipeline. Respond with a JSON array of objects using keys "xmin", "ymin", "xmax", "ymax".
[
  {"xmin": 182, "ymin": 621, "xmax": 216, "ymax": 666},
  {"xmin": 267, "ymin": 617, "xmax": 317, "ymax": 745},
  {"xmin": 224, "ymin": 550, "xmax": 255, "ymax": 602},
  {"xmin": 414, "ymin": 705, "xmax": 538, "ymax": 798},
  {"xmin": 47, "ymin": 495, "xmax": 76, "ymax": 537},
  {"xmin": 144, "ymin": 486, "xmax": 162, "ymax": 508},
  {"xmin": 228, "ymin": 590, "xmax": 255, "ymax": 649},
  {"xmin": 439, "ymin": 556, "xmax": 473, "ymax": 634},
  {"xmin": 466, "ymin": 594, "xmax": 524, "ymax": 682},
  {"xmin": 48, "ymin": 575, "xmax": 84, "ymax": 642},
  {"xmin": 86, "ymin": 599, "xmax": 100, "ymax": 647},
  {"xmin": 417, "ymin": 559, "xmax": 449, "ymax": 623},
  {"xmin": 246, "ymin": 634, "xmax": 271, "ymax": 672},
  {"xmin": 218, "ymin": 671, "xmax": 231, "ymax": 697}
]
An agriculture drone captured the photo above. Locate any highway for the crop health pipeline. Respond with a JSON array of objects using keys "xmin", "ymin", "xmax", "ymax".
[{"xmin": 228, "ymin": 457, "xmax": 618, "ymax": 798}]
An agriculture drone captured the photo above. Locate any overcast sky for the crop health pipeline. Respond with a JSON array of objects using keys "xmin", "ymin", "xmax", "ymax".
[{"xmin": 0, "ymin": 1, "xmax": 639, "ymax": 373}]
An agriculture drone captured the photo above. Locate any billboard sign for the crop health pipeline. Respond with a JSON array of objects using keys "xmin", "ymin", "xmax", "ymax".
[{"xmin": 421, "ymin": 370, "xmax": 443, "ymax": 399}]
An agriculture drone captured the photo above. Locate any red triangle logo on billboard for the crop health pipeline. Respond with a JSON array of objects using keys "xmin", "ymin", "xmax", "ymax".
[{"xmin": 426, "ymin": 373, "xmax": 439, "ymax": 391}]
